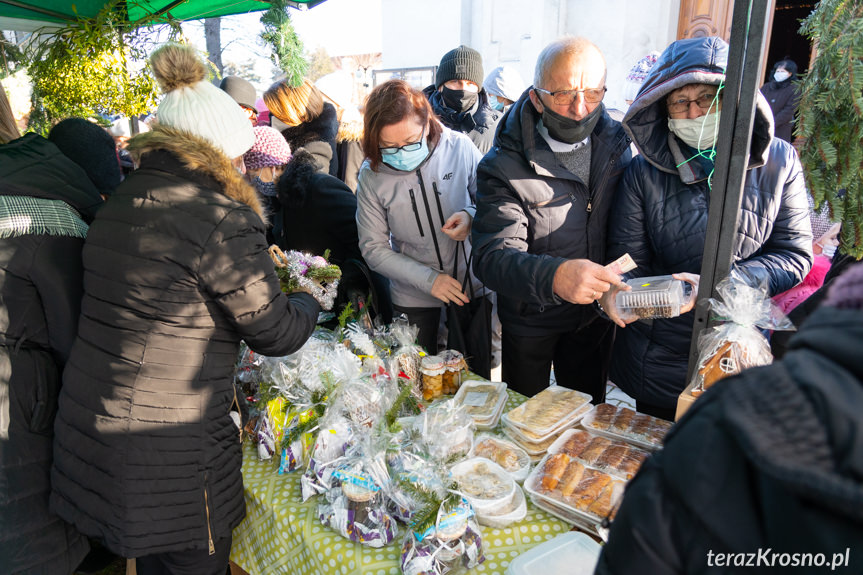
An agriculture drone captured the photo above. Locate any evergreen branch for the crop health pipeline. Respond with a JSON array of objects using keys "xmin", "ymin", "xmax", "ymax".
[
  {"xmin": 395, "ymin": 476, "xmax": 461, "ymax": 536},
  {"xmin": 384, "ymin": 381, "xmax": 421, "ymax": 428}
]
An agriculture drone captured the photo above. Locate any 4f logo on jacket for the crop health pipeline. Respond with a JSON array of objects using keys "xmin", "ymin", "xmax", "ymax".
[{"xmin": 442, "ymin": 172, "xmax": 453, "ymax": 180}]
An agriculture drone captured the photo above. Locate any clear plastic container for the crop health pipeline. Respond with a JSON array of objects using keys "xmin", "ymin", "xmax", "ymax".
[
  {"xmin": 505, "ymin": 530, "xmax": 601, "ymax": 575},
  {"xmin": 580, "ymin": 403, "xmax": 672, "ymax": 451},
  {"xmin": 476, "ymin": 483, "xmax": 527, "ymax": 529},
  {"xmin": 449, "ymin": 457, "xmax": 517, "ymax": 514},
  {"xmin": 474, "ymin": 394, "xmax": 507, "ymax": 431},
  {"xmin": 546, "ymin": 428, "xmax": 650, "ymax": 480},
  {"xmin": 470, "ymin": 434, "xmax": 531, "ymax": 483},
  {"xmin": 523, "ymin": 452, "xmax": 625, "ymax": 526},
  {"xmin": 502, "ymin": 403, "xmax": 593, "ymax": 444},
  {"xmin": 502, "ymin": 386, "xmax": 593, "ymax": 437},
  {"xmin": 501, "ymin": 423, "xmax": 568, "ymax": 457},
  {"xmin": 452, "ymin": 380, "xmax": 508, "ymax": 425},
  {"xmin": 614, "ymin": 275, "xmax": 692, "ymax": 321},
  {"xmin": 527, "ymin": 494, "xmax": 606, "ymax": 540}
]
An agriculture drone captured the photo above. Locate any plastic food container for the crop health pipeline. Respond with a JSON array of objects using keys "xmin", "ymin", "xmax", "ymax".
[
  {"xmin": 470, "ymin": 434, "xmax": 531, "ymax": 483},
  {"xmin": 614, "ymin": 275, "xmax": 692, "ymax": 321},
  {"xmin": 501, "ymin": 423, "xmax": 568, "ymax": 458},
  {"xmin": 477, "ymin": 482, "xmax": 527, "ymax": 529},
  {"xmin": 527, "ymin": 494, "xmax": 607, "ymax": 540},
  {"xmin": 580, "ymin": 403, "xmax": 672, "ymax": 451},
  {"xmin": 523, "ymin": 452, "xmax": 625, "ymax": 526},
  {"xmin": 452, "ymin": 380, "xmax": 508, "ymax": 427},
  {"xmin": 449, "ymin": 457, "xmax": 517, "ymax": 514},
  {"xmin": 504, "ymin": 531, "xmax": 601, "ymax": 575},
  {"xmin": 474, "ymin": 393, "xmax": 508, "ymax": 431},
  {"xmin": 546, "ymin": 428, "xmax": 651, "ymax": 480},
  {"xmin": 502, "ymin": 386, "xmax": 593, "ymax": 437},
  {"xmin": 502, "ymin": 403, "xmax": 592, "ymax": 444}
]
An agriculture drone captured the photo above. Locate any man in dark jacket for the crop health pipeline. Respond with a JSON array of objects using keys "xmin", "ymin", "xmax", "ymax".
[
  {"xmin": 50, "ymin": 44, "xmax": 320, "ymax": 575},
  {"xmin": 602, "ymin": 36, "xmax": 812, "ymax": 420},
  {"xmin": 471, "ymin": 37, "xmax": 632, "ymax": 401},
  {"xmin": 423, "ymin": 45, "xmax": 501, "ymax": 155},
  {"xmin": 596, "ymin": 262, "xmax": 863, "ymax": 574}
]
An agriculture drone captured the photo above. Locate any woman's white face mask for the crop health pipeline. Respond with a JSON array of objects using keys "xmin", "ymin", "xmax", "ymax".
[{"xmin": 668, "ymin": 111, "xmax": 721, "ymax": 150}]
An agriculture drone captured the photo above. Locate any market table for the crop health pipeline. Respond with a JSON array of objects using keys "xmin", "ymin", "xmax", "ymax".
[{"xmin": 230, "ymin": 390, "xmax": 572, "ymax": 575}]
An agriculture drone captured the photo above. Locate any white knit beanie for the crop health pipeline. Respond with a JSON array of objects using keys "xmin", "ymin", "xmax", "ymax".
[{"xmin": 150, "ymin": 43, "xmax": 254, "ymax": 159}]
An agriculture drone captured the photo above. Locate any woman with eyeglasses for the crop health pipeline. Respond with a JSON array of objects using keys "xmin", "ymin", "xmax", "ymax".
[
  {"xmin": 357, "ymin": 79, "xmax": 488, "ymax": 356},
  {"xmin": 600, "ymin": 36, "xmax": 812, "ymax": 421}
]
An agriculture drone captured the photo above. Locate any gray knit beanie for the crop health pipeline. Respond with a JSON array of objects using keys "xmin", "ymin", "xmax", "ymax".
[{"xmin": 436, "ymin": 45, "xmax": 484, "ymax": 88}]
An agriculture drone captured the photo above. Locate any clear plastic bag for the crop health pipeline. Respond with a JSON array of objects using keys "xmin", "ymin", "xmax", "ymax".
[
  {"xmin": 690, "ymin": 270, "xmax": 794, "ymax": 396},
  {"xmin": 399, "ymin": 497, "xmax": 485, "ymax": 575},
  {"xmin": 418, "ymin": 401, "xmax": 475, "ymax": 465},
  {"xmin": 390, "ymin": 318, "xmax": 424, "ymax": 397},
  {"xmin": 318, "ymin": 439, "xmax": 398, "ymax": 548}
]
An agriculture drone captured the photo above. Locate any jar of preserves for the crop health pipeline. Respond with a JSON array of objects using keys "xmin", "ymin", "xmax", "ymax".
[{"xmin": 420, "ymin": 355, "xmax": 445, "ymax": 401}]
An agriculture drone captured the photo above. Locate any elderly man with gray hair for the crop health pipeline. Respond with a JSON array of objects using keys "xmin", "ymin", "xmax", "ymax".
[{"xmin": 471, "ymin": 37, "xmax": 632, "ymax": 401}]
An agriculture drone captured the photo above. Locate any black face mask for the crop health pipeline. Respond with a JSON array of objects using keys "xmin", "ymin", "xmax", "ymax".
[
  {"xmin": 540, "ymin": 101, "xmax": 604, "ymax": 144},
  {"xmin": 441, "ymin": 87, "xmax": 478, "ymax": 113}
]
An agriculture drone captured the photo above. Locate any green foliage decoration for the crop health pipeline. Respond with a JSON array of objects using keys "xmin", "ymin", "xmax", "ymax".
[
  {"xmin": 797, "ymin": 0, "xmax": 863, "ymax": 259},
  {"xmin": 24, "ymin": 1, "xmax": 175, "ymax": 134},
  {"xmin": 260, "ymin": 0, "xmax": 308, "ymax": 87}
]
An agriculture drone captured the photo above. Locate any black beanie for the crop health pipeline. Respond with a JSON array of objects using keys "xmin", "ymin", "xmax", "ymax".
[
  {"xmin": 219, "ymin": 76, "xmax": 258, "ymax": 112},
  {"xmin": 436, "ymin": 45, "xmax": 484, "ymax": 88},
  {"xmin": 48, "ymin": 118, "xmax": 122, "ymax": 195}
]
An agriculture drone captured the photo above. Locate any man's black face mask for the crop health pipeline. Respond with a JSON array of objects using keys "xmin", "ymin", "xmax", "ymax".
[{"xmin": 441, "ymin": 86, "xmax": 478, "ymax": 113}]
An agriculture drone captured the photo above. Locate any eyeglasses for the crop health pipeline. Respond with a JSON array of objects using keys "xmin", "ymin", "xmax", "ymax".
[
  {"xmin": 667, "ymin": 93, "xmax": 720, "ymax": 115},
  {"xmin": 380, "ymin": 127, "xmax": 425, "ymax": 156},
  {"xmin": 534, "ymin": 86, "xmax": 607, "ymax": 106}
]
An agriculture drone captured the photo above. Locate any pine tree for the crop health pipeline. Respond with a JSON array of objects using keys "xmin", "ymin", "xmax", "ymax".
[{"xmin": 797, "ymin": 0, "xmax": 863, "ymax": 259}]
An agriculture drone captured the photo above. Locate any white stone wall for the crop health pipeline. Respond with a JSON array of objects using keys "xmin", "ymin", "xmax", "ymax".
[{"xmin": 381, "ymin": 0, "xmax": 681, "ymax": 110}]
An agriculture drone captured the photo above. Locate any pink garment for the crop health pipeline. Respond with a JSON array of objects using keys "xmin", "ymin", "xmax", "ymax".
[{"xmin": 772, "ymin": 254, "xmax": 831, "ymax": 314}]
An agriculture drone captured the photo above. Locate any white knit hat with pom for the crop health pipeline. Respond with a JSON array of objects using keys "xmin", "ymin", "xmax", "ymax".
[{"xmin": 150, "ymin": 43, "xmax": 254, "ymax": 159}]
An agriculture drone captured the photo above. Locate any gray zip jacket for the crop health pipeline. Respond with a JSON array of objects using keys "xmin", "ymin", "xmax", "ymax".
[{"xmin": 357, "ymin": 127, "xmax": 484, "ymax": 308}]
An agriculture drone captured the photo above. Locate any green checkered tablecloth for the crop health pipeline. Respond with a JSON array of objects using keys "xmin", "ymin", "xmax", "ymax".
[{"xmin": 230, "ymin": 390, "xmax": 571, "ymax": 575}]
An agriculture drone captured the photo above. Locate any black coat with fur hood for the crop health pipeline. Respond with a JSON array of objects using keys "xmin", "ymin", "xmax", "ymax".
[
  {"xmin": 50, "ymin": 126, "xmax": 320, "ymax": 557},
  {"xmin": 277, "ymin": 101, "xmax": 340, "ymax": 178}
]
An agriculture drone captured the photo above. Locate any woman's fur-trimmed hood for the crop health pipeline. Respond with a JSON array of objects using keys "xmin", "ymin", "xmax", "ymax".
[{"xmin": 127, "ymin": 125, "xmax": 265, "ymax": 221}]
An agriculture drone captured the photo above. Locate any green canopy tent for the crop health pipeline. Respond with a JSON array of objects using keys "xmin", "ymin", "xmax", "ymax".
[{"xmin": 0, "ymin": 0, "xmax": 326, "ymax": 26}]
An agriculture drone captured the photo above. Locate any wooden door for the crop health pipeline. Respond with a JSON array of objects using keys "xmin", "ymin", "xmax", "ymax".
[
  {"xmin": 677, "ymin": 0, "xmax": 734, "ymax": 41},
  {"xmin": 677, "ymin": 0, "xmax": 776, "ymax": 82}
]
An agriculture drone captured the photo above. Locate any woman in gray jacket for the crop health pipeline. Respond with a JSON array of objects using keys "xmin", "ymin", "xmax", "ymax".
[{"xmin": 357, "ymin": 79, "xmax": 486, "ymax": 355}]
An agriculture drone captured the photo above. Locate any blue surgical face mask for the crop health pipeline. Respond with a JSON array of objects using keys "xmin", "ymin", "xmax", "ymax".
[
  {"xmin": 488, "ymin": 94, "xmax": 505, "ymax": 111},
  {"xmin": 382, "ymin": 138, "xmax": 430, "ymax": 172}
]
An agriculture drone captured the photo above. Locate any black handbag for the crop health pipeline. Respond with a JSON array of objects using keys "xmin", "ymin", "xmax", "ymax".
[
  {"xmin": 426, "ymin": 189, "xmax": 492, "ymax": 378},
  {"xmin": 444, "ymin": 242, "xmax": 493, "ymax": 379}
]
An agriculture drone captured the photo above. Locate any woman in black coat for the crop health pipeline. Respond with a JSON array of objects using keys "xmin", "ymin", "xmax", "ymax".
[
  {"xmin": 601, "ymin": 37, "xmax": 812, "ymax": 420},
  {"xmin": 50, "ymin": 44, "xmax": 320, "ymax": 575},
  {"xmin": 276, "ymin": 148, "xmax": 392, "ymax": 324},
  {"xmin": 0, "ymin": 87, "xmax": 104, "ymax": 574},
  {"xmin": 760, "ymin": 59, "xmax": 801, "ymax": 143},
  {"xmin": 264, "ymin": 79, "xmax": 340, "ymax": 179}
]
